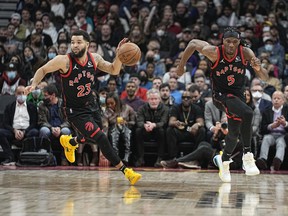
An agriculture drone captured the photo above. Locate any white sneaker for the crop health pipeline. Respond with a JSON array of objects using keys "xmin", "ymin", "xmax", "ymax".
[
  {"xmin": 213, "ymin": 155, "xmax": 232, "ymax": 182},
  {"xmin": 242, "ymin": 152, "xmax": 260, "ymax": 176}
]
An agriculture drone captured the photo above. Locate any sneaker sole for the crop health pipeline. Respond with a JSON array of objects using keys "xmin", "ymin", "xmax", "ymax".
[{"xmin": 245, "ymin": 170, "xmax": 260, "ymax": 176}]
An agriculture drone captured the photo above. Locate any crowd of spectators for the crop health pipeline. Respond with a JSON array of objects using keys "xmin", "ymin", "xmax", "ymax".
[{"xmin": 0, "ymin": 0, "xmax": 288, "ymax": 169}]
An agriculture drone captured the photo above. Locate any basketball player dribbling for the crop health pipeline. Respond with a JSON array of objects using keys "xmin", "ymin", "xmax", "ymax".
[
  {"xmin": 177, "ymin": 27, "xmax": 268, "ymax": 182},
  {"xmin": 25, "ymin": 30, "xmax": 141, "ymax": 185}
]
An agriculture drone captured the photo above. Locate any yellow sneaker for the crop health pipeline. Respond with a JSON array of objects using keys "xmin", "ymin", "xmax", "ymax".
[
  {"xmin": 60, "ymin": 135, "xmax": 78, "ymax": 163},
  {"xmin": 124, "ymin": 168, "xmax": 142, "ymax": 185}
]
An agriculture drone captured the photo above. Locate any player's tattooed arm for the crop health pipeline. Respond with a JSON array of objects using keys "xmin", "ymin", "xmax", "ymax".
[{"xmin": 93, "ymin": 53, "xmax": 122, "ymax": 75}]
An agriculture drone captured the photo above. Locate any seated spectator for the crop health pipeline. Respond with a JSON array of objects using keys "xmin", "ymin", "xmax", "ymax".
[
  {"xmin": 121, "ymin": 81, "xmax": 145, "ymax": 112},
  {"xmin": 98, "ymin": 86, "xmax": 108, "ymax": 112},
  {"xmin": 256, "ymin": 91, "xmax": 288, "ymax": 171},
  {"xmin": 0, "ymin": 62, "xmax": 26, "ymax": 95},
  {"xmin": 26, "ymin": 85, "xmax": 44, "ymax": 108},
  {"xmin": 250, "ymin": 83, "xmax": 272, "ymax": 114},
  {"xmin": 204, "ymin": 100, "xmax": 227, "ymax": 149},
  {"xmin": 152, "ymin": 77, "xmax": 162, "ymax": 90},
  {"xmin": 38, "ymin": 84, "xmax": 71, "ymax": 166},
  {"xmin": 139, "ymin": 69, "xmax": 152, "ymax": 90},
  {"xmin": 194, "ymin": 73, "xmax": 212, "ymax": 102},
  {"xmin": 0, "ymin": 85, "xmax": 38, "ymax": 165},
  {"xmin": 104, "ymin": 93, "xmax": 136, "ymax": 164},
  {"xmin": 120, "ymin": 73, "xmax": 147, "ymax": 101},
  {"xmin": 107, "ymin": 76, "xmax": 118, "ymax": 94},
  {"xmin": 135, "ymin": 89, "xmax": 169, "ymax": 167},
  {"xmin": 166, "ymin": 91, "xmax": 206, "ymax": 160},
  {"xmin": 188, "ymin": 84, "xmax": 206, "ymax": 111},
  {"xmin": 257, "ymin": 37, "xmax": 285, "ymax": 77},
  {"xmin": 159, "ymin": 83, "xmax": 175, "ymax": 110},
  {"xmin": 138, "ymin": 48, "xmax": 166, "ymax": 78},
  {"xmin": 22, "ymin": 46, "xmax": 46, "ymax": 83},
  {"xmin": 168, "ymin": 77, "xmax": 182, "ymax": 105},
  {"xmin": 245, "ymin": 87, "xmax": 262, "ymax": 157}
]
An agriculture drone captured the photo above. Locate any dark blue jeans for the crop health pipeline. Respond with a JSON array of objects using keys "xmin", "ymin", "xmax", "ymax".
[{"xmin": 0, "ymin": 128, "xmax": 38, "ymax": 160}]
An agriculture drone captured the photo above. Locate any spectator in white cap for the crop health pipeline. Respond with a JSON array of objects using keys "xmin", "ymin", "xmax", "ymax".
[{"xmin": 9, "ymin": 12, "xmax": 30, "ymax": 41}]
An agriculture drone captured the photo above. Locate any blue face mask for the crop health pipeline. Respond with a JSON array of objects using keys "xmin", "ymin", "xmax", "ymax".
[
  {"xmin": 32, "ymin": 89, "xmax": 41, "ymax": 98},
  {"xmin": 6, "ymin": 71, "xmax": 17, "ymax": 80},
  {"xmin": 99, "ymin": 96, "xmax": 106, "ymax": 104},
  {"xmin": 265, "ymin": 44, "xmax": 273, "ymax": 51},
  {"xmin": 47, "ymin": 52, "xmax": 56, "ymax": 59},
  {"xmin": 16, "ymin": 95, "xmax": 27, "ymax": 104},
  {"xmin": 154, "ymin": 54, "xmax": 160, "ymax": 62}
]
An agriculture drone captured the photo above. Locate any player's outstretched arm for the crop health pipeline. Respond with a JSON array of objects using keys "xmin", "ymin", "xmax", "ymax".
[
  {"xmin": 177, "ymin": 39, "xmax": 216, "ymax": 76},
  {"xmin": 243, "ymin": 47, "xmax": 268, "ymax": 81},
  {"xmin": 95, "ymin": 38, "xmax": 128, "ymax": 75},
  {"xmin": 25, "ymin": 55, "xmax": 68, "ymax": 95}
]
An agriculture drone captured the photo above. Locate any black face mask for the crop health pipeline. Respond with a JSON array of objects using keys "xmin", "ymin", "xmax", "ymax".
[
  {"xmin": 43, "ymin": 98, "xmax": 51, "ymax": 106},
  {"xmin": 140, "ymin": 76, "xmax": 148, "ymax": 82}
]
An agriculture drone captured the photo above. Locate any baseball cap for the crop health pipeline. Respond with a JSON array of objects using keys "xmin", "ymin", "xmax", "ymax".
[{"xmin": 182, "ymin": 28, "xmax": 192, "ymax": 33}]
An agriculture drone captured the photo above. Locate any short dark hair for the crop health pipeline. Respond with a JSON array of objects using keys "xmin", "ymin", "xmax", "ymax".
[
  {"xmin": 159, "ymin": 83, "xmax": 170, "ymax": 91},
  {"xmin": 188, "ymin": 83, "xmax": 200, "ymax": 93},
  {"xmin": 71, "ymin": 30, "xmax": 91, "ymax": 43},
  {"xmin": 43, "ymin": 84, "xmax": 58, "ymax": 96}
]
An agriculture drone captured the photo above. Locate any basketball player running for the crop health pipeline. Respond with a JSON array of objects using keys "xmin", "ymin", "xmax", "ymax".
[
  {"xmin": 177, "ymin": 27, "xmax": 268, "ymax": 182},
  {"xmin": 25, "ymin": 30, "xmax": 141, "ymax": 185}
]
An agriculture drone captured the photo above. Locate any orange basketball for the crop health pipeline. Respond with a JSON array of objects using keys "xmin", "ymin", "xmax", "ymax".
[{"xmin": 118, "ymin": 42, "xmax": 141, "ymax": 66}]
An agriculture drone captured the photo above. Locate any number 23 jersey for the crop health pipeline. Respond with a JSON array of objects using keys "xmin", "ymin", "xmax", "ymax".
[{"xmin": 60, "ymin": 52, "xmax": 97, "ymax": 108}]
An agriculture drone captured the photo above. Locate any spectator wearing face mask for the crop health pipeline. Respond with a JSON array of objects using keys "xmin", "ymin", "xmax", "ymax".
[
  {"xmin": 0, "ymin": 85, "xmax": 38, "ymax": 165},
  {"xmin": 0, "ymin": 62, "xmax": 26, "ymax": 95},
  {"xmin": 38, "ymin": 84, "xmax": 72, "ymax": 165},
  {"xmin": 257, "ymin": 37, "xmax": 285, "ymax": 77},
  {"xmin": 250, "ymin": 83, "xmax": 272, "ymax": 114},
  {"xmin": 43, "ymin": 46, "xmax": 61, "ymax": 91},
  {"xmin": 26, "ymin": 83, "xmax": 44, "ymax": 108}
]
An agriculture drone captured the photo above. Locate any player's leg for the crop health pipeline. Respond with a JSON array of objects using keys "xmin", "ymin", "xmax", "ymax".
[
  {"xmin": 225, "ymin": 97, "xmax": 259, "ymax": 175},
  {"xmin": 61, "ymin": 113, "xmax": 141, "ymax": 185}
]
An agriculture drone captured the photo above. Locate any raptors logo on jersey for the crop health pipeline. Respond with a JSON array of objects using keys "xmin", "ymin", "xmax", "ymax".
[
  {"xmin": 85, "ymin": 122, "xmax": 94, "ymax": 131},
  {"xmin": 60, "ymin": 52, "xmax": 98, "ymax": 108},
  {"xmin": 210, "ymin": 45, "xmax": 247, "ymax": 100}
]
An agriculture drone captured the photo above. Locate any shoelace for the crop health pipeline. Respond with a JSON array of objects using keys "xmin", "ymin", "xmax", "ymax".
[{"xmin": 244, "ymin": 155, "xmax": 255, "ymax": 168}]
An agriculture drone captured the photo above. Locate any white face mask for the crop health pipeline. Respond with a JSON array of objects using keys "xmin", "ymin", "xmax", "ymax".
[
  {"xmin": 154, "ymin": 54, "xmax": 160, "ymax": 62},
  {"xmin": 252, "ymin": 91, "xmax": 263, "ymax": 100},
  {"xmin": 156, "ymin": 29, "xmax": 164, "ymax": 37},
  {"xmin": 265, "ymin": 44, "xmax": 273, "ymax": 51},
  {"xmin": 16, "ymin": 95, "xmax": 27, "ymax": 104},
  {"xmin": 99, "ymin": 96, "xmax": 106, "ymax": 104}
]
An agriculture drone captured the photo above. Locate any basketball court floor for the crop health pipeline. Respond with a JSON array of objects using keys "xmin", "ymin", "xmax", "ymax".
[{"xmin": 0, "ymin": 166, "xmax": 287, "ymax": 216}]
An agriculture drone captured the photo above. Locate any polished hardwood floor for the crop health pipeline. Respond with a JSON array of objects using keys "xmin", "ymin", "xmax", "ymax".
[{"xmin": 0, "ymin": 166, "xmax": 287, "ymax": 216}]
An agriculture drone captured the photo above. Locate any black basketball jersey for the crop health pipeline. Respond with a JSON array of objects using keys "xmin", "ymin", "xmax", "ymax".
[
  {"xmin": 210, "ymin": 45, "xmax": 247, "ymax": 100},
  {"xmin": 60, "ymin": 52, "xmax": 97, "ymax": 108}
]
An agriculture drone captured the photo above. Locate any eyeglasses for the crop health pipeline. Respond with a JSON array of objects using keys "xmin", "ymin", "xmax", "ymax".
[
  {"xmin": 182, "ymin": 96, "xmax": 191, "ymax": 100},
  {"xmin": 251, "ymin": 90, "xmax": 263, "ymax": 93}
]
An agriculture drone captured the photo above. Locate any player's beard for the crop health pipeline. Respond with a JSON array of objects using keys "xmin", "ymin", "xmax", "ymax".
[{"xmin": 71, "ymin": 47, "xmax": 86, "ymax": 58}]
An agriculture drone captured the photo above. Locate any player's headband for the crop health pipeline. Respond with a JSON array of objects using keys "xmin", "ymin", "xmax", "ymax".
[{"xmin": 223, "ymin": 31, "xmax": 240, "ymax": 39}]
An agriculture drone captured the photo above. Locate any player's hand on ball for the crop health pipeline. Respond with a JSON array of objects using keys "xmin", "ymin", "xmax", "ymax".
[
  {"xmin": 251, "ymin": 56, "xmax": 261, "ymax": 71},
  {"xmin": 116, "ymin": 38, "xmax": 129, "ymax": 53}
]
